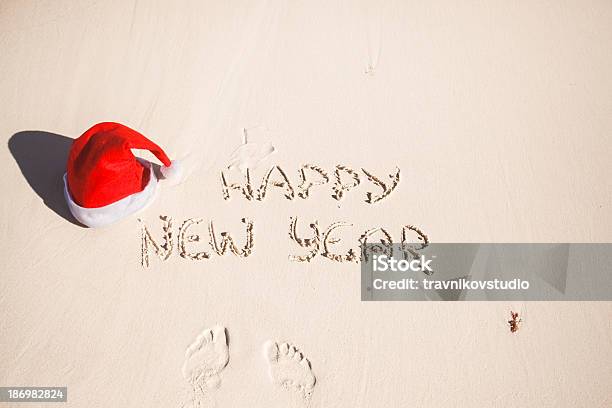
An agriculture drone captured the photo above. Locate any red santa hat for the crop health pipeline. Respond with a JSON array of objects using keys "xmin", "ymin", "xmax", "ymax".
[{"xmin": 63, "ymin": 122, "xmax": 184, "ymax": 228}]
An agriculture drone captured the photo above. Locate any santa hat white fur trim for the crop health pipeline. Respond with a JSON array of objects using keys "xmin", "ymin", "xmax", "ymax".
[
  {"xmin": 160, "ymin": 159, "xmax": 184, "ymax": 186},
  {"xmin": 64, "ymin": 160, "xmax": 158, "ymax": 228}
]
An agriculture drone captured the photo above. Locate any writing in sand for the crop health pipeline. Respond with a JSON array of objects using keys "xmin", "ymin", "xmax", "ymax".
[{"xmin": 138, "ymin": 164, "xmax": 429, "ymax": 267}]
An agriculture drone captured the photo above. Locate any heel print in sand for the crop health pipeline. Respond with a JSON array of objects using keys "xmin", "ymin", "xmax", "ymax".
[
  {"xmin": 265, "ymin": 341, "xmax": 316, "ymax": 400},
  {"xmin": 182, "ymin": 326, "xmax": 229, "ymax": 389}
]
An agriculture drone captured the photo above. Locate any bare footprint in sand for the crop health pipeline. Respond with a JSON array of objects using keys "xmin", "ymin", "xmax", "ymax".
[
  {"xmin": 265, "ymin": 341, "xmax": 316, "ymax": 399},
  {"xmin": 228, "ymin": 128, "xmax": 276, "ymax": 175},
  {"xmin": 182, "ymin": 326, "xmax": 229, "ymax": 390}
]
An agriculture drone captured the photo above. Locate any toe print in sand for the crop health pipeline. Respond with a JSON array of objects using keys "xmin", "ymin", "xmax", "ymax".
[
  {"xmin": 182, "ymin": 326, "xmax": 229, "ymax": 390},
  {"xmin": 265, "ymin": 341, "xmax": 316, "ymax": 400}
]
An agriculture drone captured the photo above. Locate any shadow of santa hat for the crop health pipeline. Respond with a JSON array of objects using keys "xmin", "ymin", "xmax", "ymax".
[{"xmin": 64, "ymin": 122, "xmax": 184, "ymax": 228}]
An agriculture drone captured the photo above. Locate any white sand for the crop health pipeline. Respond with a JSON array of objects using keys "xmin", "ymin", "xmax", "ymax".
[{"xmin": 1, "ymin": 1, "xmax": 611, "ymax": 406}]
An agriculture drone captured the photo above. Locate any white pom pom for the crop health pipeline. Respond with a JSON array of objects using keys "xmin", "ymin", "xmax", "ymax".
[{"xmin": 160, "ymin": 160, "xmax": 184, "ymax": 186}]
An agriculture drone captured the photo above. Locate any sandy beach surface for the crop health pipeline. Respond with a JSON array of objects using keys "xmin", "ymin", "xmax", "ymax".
[{"xmin": 1, "ymin": 1, "xmax": 611, "ymax": 406}]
